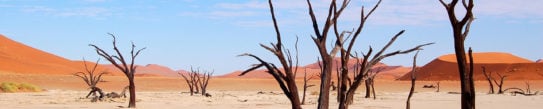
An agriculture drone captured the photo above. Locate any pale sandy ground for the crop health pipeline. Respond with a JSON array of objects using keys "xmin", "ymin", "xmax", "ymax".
[
  {"xmin": 1, "ymin": 90, "xmax": 542, "ymax": 109},
  {"xmin": 1, "ymin": 73, "xmax": 543, "ymax": 109}
]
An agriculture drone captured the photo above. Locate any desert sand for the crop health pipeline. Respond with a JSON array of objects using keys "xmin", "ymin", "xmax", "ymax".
[
  {"xmin": 2, "ymin": 34, "xmax": 543, "ymax": 109},
  {"xmin": 1, "ymin": 72, "xmax": 543, "ymax": 109},
  {"xmin": 2, "ymin": 89, "xmax": 543, "ymax": 109}
]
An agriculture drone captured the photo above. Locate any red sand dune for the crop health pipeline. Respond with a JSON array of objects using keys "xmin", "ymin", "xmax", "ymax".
[
  {"xmin": 220, "ymin": 58, "xmax": 411, "ymax": 80},
  {"xmin": 398, "ymin": 52, "xmax": 543, "ymax": 81},
  {"xmin": 0, "ymin": 34, "xmax": 86, "ymax": 75},
  {"xmin": 537, "ymin": 59, "xmax": 543, "ymax": 63},
  {"xmin": 0, "ymin": 34, "xmax": 185, "ymax": 77}
]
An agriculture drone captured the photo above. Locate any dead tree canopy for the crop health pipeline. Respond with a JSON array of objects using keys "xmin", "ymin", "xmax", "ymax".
[
  {"xmin": 238, "ymin": 0, "xmax": 302, "ymax": 109},
  {"xmin": 180, "ymin": 68, "xmax": 213, "ymax": 97},
  {"xmin": 301, "ymin": 0, "xmax": 434, "ymax": 109},
  {"xmin": 302, "ymin": 68, "xmax": 317, "ymax": 105},
  {"xmin": 180, "ymin": 70, "xmax": 198, "ymax": 96},
  {"xmin": 89, "ymin": 33, "xmax": 145, "ymax": 108},
  {"xmin": 492, "ymin": 72, "xmax": 508, "ymax": 94},
  {"xmin": 482, "ymin": 66, "xmax": 495, "ymax": 94},
  {"xmin": 73, "ymin": 58, "xmax": 108, "ymax": 100}
]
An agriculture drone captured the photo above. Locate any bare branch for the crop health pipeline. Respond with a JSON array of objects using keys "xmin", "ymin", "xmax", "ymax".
[{"xmin": 306, "ymin": 0, "xmax": 322, "ymax": 39}]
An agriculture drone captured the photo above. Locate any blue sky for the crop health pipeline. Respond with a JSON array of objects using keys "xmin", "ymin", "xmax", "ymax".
[{"xmin": 0, "ymin": 0, "xmax": 542, "ymax": 75}]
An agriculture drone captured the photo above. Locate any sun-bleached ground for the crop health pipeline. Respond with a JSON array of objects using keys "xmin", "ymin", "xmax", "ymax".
[
  {"xmin": 1, "ymin": 90, "xmax": 542, "ymax": 109},
  {"xmin": 1, "ymin": 73, "xmax": 543, "ymax": 109}
]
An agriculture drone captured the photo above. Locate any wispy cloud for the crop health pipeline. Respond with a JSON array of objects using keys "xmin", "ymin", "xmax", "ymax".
[
  {"xmin": 477, "ymin": 0, "xmax": 543, "ymax": 22},
  {"xmin": 209, "ymin": 11, "xmax": 261, "ymax": 18},
  {"xmin": 215, "ymin": 1, "xmax": 267, "ymax": 10},
  {"xmin": 181, "ymin": 0, "xmax": 542, "ymax": 27},
  {"xmin": 21, "ymin": 6, "xmax": 112, "ymax": 18}
]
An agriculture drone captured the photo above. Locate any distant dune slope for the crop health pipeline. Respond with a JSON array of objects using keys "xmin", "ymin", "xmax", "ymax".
[
  {"xmin": 0, "ymin": 34, "xmax": 184, "ymax": 77},
  {"xmin": 220, "ymin": 58, "xmax": 412, "ymax": 80},
  {"xmin": 398, "ymin": 52, "xmax": 543, "ymax": 81},
  {"xmin": 0, "ymin": 34, "xmax": 85, "ymax": 75}
]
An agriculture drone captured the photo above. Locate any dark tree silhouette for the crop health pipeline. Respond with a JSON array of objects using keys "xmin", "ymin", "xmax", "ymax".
[
  {"xmin": 302, "ymin": 68, "xmax": 317, "ymax": 105},
  {"xmin": 406, "ymin": 51, "xmax": 420, "ymax": 109},
  {"xmin": 238, "ymin": 0, "xmax": 301, "ymax": 108},
  {"xmin": 73, "ymin": 58, "xmax": 108, "ymax": 100},
  {"xmin": 439, "ymin": 0, "xmax": 475, "ymax": 108},
  {"xmin": 89, "ymin": 33, "xmax": 145, "ymax": 108},
  {"xmin": 180, "ymin": 70, "xmax": 199, "ymax": 96},
  {"xmin": 493, "ymin": 72, "xmax": 508, "ymax": 94},
  {"xmin": 364, "ymin": 68, "xmax": 383, "ymax": 99},
  {"xmin": 303, "ymin": 0, "xmax": 433, "ymax": 108},
  {"xmin": 482, "ymin": 66, "xmax": 495, "ymax": 94},
  {"xmin": 180, "ymin": 68, "xmax": 213, "ymax": 97},
  {"xmin": 198, "ymin": 70, "xmax": 213, "ymax": 96}
]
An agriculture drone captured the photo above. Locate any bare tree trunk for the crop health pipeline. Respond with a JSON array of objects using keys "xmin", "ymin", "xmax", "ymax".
[
  {"xmin": 199, "ymin": 71, "xmax": 213, "ymax": 96},
  {"xmin": 371, "ymin": 79, "xmax": 376, "ymax": 100},
  {"xmin": 302, "ymin": 72, "xmax": 309, "ymax": 105},
  {"xmin": 406, "ymin": 51, "xmax": 419, "ymax": 109},
  {"xmin": 439, "ymin": 0, "xmax": 475, "ymax": 108},
  {"xmin": 180, "ymin": 72, "xmax": 194, "ymax": 96},
  {"xmin": 128, "ymin": 77, "xmax": 136, "ymax": 108},
  {"xmin": 482, "ymin": 66, "xmax": 495, "ymax": 94},
  {"xmin": 365, "ymin": 79, "xmax": 371, "ymax": 98}
]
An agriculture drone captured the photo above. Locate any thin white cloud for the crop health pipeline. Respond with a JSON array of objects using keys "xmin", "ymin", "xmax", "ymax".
[
  {"xmin": 57, "ymin": 7, "xmax": 111, "ymax": 17},
  {"xmin": 21, "ymin": 6, "xmax": 56, "ymax": 13},
  {"xmin": 21, "ymin": 6, "xmax": 112, "ymax": 18},
  {"xmin": 477, "ymin": 0, "xmax": 543, "ymax": 21},
  {"xmin": 215, "ymin": 1, "xmax": 267, "ymax": 10},
  {"xmin": 207, "ymin": 0, "xmax": 543, "ymax": 27},
  {"xmin": 209, "ymin": 11, "xmax": 260, "ymax": 18}
]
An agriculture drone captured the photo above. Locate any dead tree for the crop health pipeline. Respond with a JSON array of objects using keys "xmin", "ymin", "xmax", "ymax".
[
  {"xmin": 439, "ymin": 0, "xmax": 475, "ymax": 108},
  {"xmin": 198, "ymin": 70, "xmax": 213, "ymax": 96},
  {"xmin": 238, "ymin": 0, "xmax": 301, "ymax": 108},
  {"xmin": 493, "ymin": 72, "xmax": 508, "ymax": 94},
  {"xmin": 302, "ymin": 68, "xmax": 317, "ymax": 105},
  {"xmin": 436, "ymin": 81, "xmax": 441, "ymax": 92},
  {"xmin": 106, "ymin": 86, "xmax": 129, "ymax": 98},
  {"xmin": 304, "ymin": 0, "xmax": 435, "ymax": 108},
  {"xmin": 481, "ymin": 66, "xmax": 495, "ymax": 94},
  {"xmin": 503, "ymin": 82, "xmax": 539, "ymax": 96},
  {"xmin": 365, "ymin": 68, "xmax": 382, "ymax": 99},
  {"xmin": 73, "ymin": 58, "xmax": 107, "ymax": 100},
  {"xmin": 305, "ymin": 0, "xmax": 346, "ymax": 108},
  {"xmin": 406, "ymin": 51, "xmax": 420, "ymax": 109},
  {"xmin": 89, "ymin": 33, "xmax": 145, "ymax": 108},
  {"xmin": 180, "ymin": 71, "xmax": 198, "ymax": 96},
  {"xmin": 336, "ymin": 25, "xmax": 433, "ymax": 109}
]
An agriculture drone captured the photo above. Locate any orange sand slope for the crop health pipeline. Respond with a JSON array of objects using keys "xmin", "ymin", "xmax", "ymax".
[
  {"xmin": 0, "ymin": 34, "xmax": 85, "ymax": 75},
  {"xmin": 398, "ymin": 52, "xmax": 543, "ymax": 81},
  {"xmin": 220, "ymin": 58, "xmax": 411, "ymax": 80},
  {"xmin": 0, "ymin": 34, "xmax": 185, "ymax": 77}
]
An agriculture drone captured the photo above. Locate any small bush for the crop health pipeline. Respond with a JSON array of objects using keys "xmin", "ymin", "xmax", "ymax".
[{"xmin": 0, "ymin": 82, "xmax": 42, "ymax": 93}]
